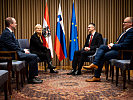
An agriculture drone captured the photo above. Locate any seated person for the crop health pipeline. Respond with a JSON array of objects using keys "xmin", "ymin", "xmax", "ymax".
[
  {"xmin": 84, "ymin": 17, "xmax": 133, "ymax": 82},
  {"xmin": 67, "ymin": 23, "xmax": 103, "ymax": 75},
  {"xmin": 0, "ymin": 17, "xmax": 43, "ymax": 84},
  {"xmin": 30, "ymin": 24, "xmax": 58, "ymax": 73}
]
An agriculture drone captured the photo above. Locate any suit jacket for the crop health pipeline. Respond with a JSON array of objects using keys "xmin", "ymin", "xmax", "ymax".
[
  {"xmin": 30, "ymin": 32, "xmax": 48, "ymax": 57},
  {"xmin": 0, "ymin": 28, "xmax": 24, "ymax": 52},
  {"xmin": 84, "ymin": 32, "xmax": 103, "ymax": 51},
  {"xmin": 112, "ymin": 28, "xmax": 133, "ymax": 50}
]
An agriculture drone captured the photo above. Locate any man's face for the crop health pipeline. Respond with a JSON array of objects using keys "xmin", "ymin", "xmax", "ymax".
[
  {"xmin": 88, "ymin": 24, "xmax": 95, "ymax": 33},
  {"xmin": 35, "ymin": 25, "xmax": 42, "ymax": 34},
  {"xmin": 11, "ymin": 18, "xmax": 17, "ymax": 30},
  {"xmin": 123, "ymin": 17, "xmax": 132, "ymax": 30}
]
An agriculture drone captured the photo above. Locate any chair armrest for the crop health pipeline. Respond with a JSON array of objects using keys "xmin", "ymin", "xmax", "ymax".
[
  {"xmin": 118, "ymin": 50, "xmax": 133, "ymax": 60},
  {"xmin": 0, "ymin": 51, "xmax": 18, "ymax": 60},
  {"xmin": 0, "ymin": 57, "xmax": 12, "ymax": 61},
  {"xmin": 0, "ymin": 57, "xmax": 12, "ymax": 71}
]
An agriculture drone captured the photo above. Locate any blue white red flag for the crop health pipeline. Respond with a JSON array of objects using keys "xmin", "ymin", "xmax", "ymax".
[{"xmin": 54, "ymin": 3, "xmax": 67, "ymax": 61}]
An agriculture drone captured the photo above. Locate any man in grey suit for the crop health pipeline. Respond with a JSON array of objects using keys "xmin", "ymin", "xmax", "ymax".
[
  {"xmin": 84, "ymin": 17, "xmax": 133, "ymax": 82},
  {"xmin": 67, "ymin": 23, "xmax": 103, "ymax": 75},
  {"xmin": 0, "ymin": 17, "xmax": 43, "ymax": 84}
]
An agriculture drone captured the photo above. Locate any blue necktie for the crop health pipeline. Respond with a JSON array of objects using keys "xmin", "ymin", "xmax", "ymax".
[{"xmin": 12, "ymin": 32, "xmax": 16, "ymax": 39}]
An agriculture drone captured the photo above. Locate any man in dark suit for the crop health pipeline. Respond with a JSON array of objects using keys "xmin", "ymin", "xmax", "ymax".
[
  {"xmin": 67, "ymin": 23, "xmax": 103, "ymax": 75},
  {"xmin": 84, "ymin": 17, "xmax": 133, "ymax": 82},
  {"xmin": 30, "ymin": 24, "xmax": 58, "ymax": 73},
  {"xmin": 0, "ymin": 17, "xmax": 43, "ymax": 84}
]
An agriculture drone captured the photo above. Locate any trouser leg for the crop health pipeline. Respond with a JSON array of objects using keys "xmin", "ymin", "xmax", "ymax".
[
  {"xmin": 94, "ymin": 47, "xmax": 118, "ymax": 78},
  {"xmin": 78, "ymin": 51, "xmax": 95, "ymax": 71},
  {"xmin": 18, "ymin": 52, "xmax": 38, "ymax": 79},
  {"xmin": 72, "ymin": 51, "xmax": 81, "ymax": 71}
]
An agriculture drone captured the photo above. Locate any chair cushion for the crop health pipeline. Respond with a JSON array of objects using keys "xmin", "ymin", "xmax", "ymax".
[
  {"xmin": 0, "ymin": 70, "xmax": 8, "ymax": 86},
  {"xmin": 114, "ymin": 60, "xmax": 130, "ymax": 70},
  {"xmin": 109, "ymin": 59, "xmax": 117, "ymax": 66},
  {"xmin": 0, "ymin": 60, "xmax": 25, "ymax": 71}
]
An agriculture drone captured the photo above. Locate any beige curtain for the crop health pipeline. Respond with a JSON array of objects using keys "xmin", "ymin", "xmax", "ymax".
[{"xmin": 0, "ymin": 0, "xmax": 133, "ymax": 66}]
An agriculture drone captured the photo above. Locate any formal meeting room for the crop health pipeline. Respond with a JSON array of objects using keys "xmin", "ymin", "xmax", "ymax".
[{"xmin": 0, "ymin": 0, "xmax": 133, "ymax": 99}]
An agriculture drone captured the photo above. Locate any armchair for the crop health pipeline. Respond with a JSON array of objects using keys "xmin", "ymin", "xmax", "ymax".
[
  {"xmin": 18, "ymin": 39, "xmax": 47, "ymax": 72},
  {"xmin": 0, "ymin": 49, "xmax": 25, "ymax": 91},
  {"xmin": 113, "ymin": 50, "xmax": 133, "ymax": 89},
  {"xmin": 0, "ymin": 57, "xmax": 12, "ymax": 97},
  {"xmin": 0, "ymin": 70, "xmax": 9, "ymax": 100}
]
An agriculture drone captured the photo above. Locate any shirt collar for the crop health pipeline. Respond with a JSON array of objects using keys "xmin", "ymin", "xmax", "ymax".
[
  {"xmin": 91, "ymin": 31, "xmax": 96, "ymax": 36},
  {"xmin": 6, "ymin": 27, "xmax": 13, "ymax": 33},
  {"xmin": 125, "ymin": 27, "xmax": 133, "ymax": 32}
]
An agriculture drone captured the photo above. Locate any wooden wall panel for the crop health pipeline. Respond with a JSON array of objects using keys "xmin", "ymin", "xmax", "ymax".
[{"xmin": 0, "ymin": 0, "xmax": 133, "ymax": 66}]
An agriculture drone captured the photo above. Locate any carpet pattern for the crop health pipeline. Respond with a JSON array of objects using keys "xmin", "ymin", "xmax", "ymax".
[{"xmin": 6, "ymin": 70, "xmax": 133, "ymax": 99}]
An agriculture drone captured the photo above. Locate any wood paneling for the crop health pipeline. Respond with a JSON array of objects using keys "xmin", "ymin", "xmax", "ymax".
[{"xmin": 0, "ymin": 0, "xmax": 133, "ymax": 66}]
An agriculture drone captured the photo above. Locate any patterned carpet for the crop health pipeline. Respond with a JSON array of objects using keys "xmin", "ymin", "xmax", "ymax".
[{"xmin": 1, "ymin": 70, "xmax": 133, "ymax": 100}]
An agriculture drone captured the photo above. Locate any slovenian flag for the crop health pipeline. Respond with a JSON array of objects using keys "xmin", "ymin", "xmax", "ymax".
[
  {"xmin": 69, "ymin": 1, "xmax": 79, "ymax": 61},
  {"xmin": 42, "ymin": 0, "xmax": 53, "ymax": 57},
  {"xmin": 54, "ymin": 3, "xmax": 67, "ymax": 61}
]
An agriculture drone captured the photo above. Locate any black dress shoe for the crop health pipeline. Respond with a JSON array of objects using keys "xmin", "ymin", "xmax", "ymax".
[
  {"xmin": 28, "ymin": 78, "xmax": 43, "ymax": 84},
  {"xmin": 67, "ymin": 70, "xmax": 76, "ymax": 75},
  {"xmin": 34, "ymin": 77, "xmax": 43, "ymax": 82},
  {"xmin": 73, "ymin": 70, "xmax": 81, "ymax": 75},
  {"xmin": 50, "ymin": 69, "xmax": 58, "ymax": 73}
]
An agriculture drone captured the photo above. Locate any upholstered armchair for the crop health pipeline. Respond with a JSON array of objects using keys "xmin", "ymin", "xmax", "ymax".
[
  {"xmin": 112, "ymin": 50, "xmax": 133, "ymax": 89},
  {"xmin": 0, "ymin": 57, "xmax": 12, "ymax": 97},
  {"xmin": 0, "ymin": 50, "xmax": 25, "ymax": 91},
  {"xmin": 0, "ymin": 70, "xmax": 9, "ymax": 100}
]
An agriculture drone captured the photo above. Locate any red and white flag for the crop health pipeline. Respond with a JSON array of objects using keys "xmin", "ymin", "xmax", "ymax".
[{"xmin": 42, "ymin": 0, "xmax": 53, "ymax": 58}]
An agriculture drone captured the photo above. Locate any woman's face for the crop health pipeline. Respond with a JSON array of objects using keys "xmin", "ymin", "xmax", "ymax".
[{"xmin": 35, "ymin": 25, "xmax": 42, "ymax": 34}]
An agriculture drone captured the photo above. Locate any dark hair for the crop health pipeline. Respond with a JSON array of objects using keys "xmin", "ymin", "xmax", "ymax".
[
  {"xmin": 5, "ymin": 17, "xmax": 14, "ymax": 27},
  {"xmin": 89, "ymin": 23, "xmax": 95, "ymax": 28}
]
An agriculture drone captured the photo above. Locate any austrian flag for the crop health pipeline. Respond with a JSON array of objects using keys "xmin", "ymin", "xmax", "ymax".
[{"xmin": 42, "ymin": 1, "xmax": 53, "ymax": 58}]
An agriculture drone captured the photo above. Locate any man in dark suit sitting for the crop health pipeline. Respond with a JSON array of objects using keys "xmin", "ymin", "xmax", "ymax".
[
  {"xmin": 84, "ymin": 17, "xmax": 133, "ymax": 82},
  {"xmin": 67, "ymin": 23, "xmax": 103, "ymax": 75},
  {"xmin": 0, "ymin": 17, "xmax": 43, "ymax": 84}
]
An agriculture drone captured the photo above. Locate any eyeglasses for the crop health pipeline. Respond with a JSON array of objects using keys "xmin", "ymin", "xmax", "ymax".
[{"xmin": 123, "ymin": 22, "xmax": 130, "ymax": 23}]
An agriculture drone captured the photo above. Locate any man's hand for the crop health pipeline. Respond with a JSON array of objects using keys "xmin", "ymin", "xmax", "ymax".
[
  {"xmin": 108, "ymin": 43, "xmax": 114, "ymax": 49},
  {"xmin": 24, "ymin": 49, "xmax": 30, "ymax": 54},
  {"xmin": 84, "ymin": 47, "xmax": 90, "ymax": 51}
]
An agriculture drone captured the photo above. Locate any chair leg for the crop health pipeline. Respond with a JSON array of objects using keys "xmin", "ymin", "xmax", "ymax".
[
  {"xmin": 4, "ymin": 81, "xmax": 8, "ymax": 100},
  {"xmin": 128, "ymin": 69, "xmax": 130, "ymax": 82},
  {"xmin": 23, "ymin": 67, "xmax": 26, "ymax": 83},
  {"xmin": 112, "ymin": 65, "xmax": 114, "ymax": 82},
  {"xmin": 16, "ymin": 71, "xmax": 19, "ymax": 90},
  {"xmin": 44, "ymin": 61, "xmax": 47, "ymax": 72},
  {"xmin": 123, "ymin": 69, "xmax": 126, "ymax": 89},
  {"xmin": 7, "ymin": 60, "xmax": 12, "ymax": 95},
  {"xmin": 20, "ymin": 70, "xmax": 23, "ymax": 87},
  {"xmin": 25, "ymin": 63, "xmax": 29, "ymax": 80},
  {"xmin": 105, "ymin": 61, "xmax": 109, "ymax": 80},
  {"xmin": 116, "ymin": 67, "xmax": 119, "ymax": 86}
]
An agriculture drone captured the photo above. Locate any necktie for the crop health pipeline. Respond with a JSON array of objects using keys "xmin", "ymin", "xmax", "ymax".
[
  {"xmin": 12, "ymin": 32, "xmax": 16, "ymax": 39},
  {"xmin": 89, "ymin": 35, "xmax": 93, "ymax": 47},
  {"xmin": 116, "ymin": 31, "xmax": 126, "ymax": 44}
]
